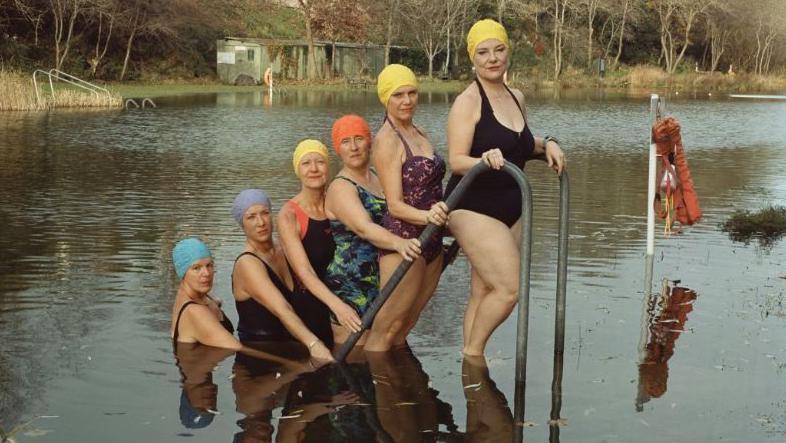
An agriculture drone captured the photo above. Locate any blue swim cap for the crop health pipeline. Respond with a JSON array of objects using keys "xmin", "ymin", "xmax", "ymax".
[
  {"xmin": 179, "ymin": 390, "xmax": 215, "ymax": 429},
  {"xmin": 172, "ymin": 238, "xmax": 212, "ymax": 280},
  {"xmin": 232, "ymin": 189, "xmax": 272, "ymax": 225}
]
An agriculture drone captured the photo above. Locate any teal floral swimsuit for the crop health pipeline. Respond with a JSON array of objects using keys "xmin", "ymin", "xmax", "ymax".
[{"xmin": 325, "ymin": 176, "xmax": 386, "ymax": 317}]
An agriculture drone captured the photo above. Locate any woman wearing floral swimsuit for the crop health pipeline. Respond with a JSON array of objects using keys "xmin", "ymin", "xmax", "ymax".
[
  {"xmin": 365, "ymin": 64, "xmax": 449, "ymax": 352},
  {"xmin": 323, "ymin": 114, "xmax": 422, "ymax": 345}
]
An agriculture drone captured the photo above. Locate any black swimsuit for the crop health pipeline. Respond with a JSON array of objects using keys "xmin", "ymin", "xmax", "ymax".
[
  {"xmin": 444, "ymin": 78, "xmax": 536, "ymax": 227},
  {"xmin": 286, "ymin": 200, "xmax": 335, "ymax": 347},
  {"xmin": 233, "ymin": 252, "xmax": 295, "ymax": 342},
  {"xmin": 172, "ymin": 297, "xmax": 234, "ymax": 345}
]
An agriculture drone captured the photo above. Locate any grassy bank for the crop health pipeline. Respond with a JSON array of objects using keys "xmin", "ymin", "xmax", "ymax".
[
  {"xmin": 1, "ymin": 70, "xmax": 123, "ymax": 111},
  {"xmin": 510, "ymin": 65, "xmax": 786, "ymax": 92}
]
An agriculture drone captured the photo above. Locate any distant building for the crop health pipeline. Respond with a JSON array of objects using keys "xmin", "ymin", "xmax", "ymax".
[{"xmin": 216, "ymin": 37, "xmax": 388, "ymax": 84}]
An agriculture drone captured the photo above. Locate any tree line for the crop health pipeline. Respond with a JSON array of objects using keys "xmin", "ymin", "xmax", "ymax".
[{"xmin": 0, "ymin": 0, "xmax": 783, "ymax": 81}]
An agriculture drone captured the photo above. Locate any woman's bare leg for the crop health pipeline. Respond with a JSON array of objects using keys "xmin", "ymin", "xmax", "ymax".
[
  {"xmin": 364, "ymin": 254, "xmax": 427, "ymax": 352},
  {"xmin": 450, "ymin": 210, "xmax": 521, "ymax": 356}
]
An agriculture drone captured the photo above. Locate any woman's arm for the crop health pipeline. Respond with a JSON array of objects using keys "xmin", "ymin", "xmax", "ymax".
[
  {"xmin": 277, "ymin": 207, "xmax": 362, "ymax": 333},
  {"xmin": 234, "ymin": 257, "xmax": 334, "ymax": 361},
  {"xmin": 325, "ymin": 179, "xmax": 421, "ymax": 261},
  {"xmin": 448, "ymin": 89, "xmax": 485, "ymax": 175},
  {"xmin": 373, "ymin": 129, "xmax": 448, "ymax": 226},
  {"xmin": 185, "ymin": 305, "xmax": 243, "ymax": 351}
]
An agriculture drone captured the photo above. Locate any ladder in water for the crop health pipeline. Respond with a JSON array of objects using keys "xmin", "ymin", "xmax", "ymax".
[{"xmin": 32, "ymin": 69, "xmax": 112, "ymax": 106}]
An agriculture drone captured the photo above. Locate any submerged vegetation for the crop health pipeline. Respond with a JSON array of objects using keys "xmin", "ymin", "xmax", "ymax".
[
  {"xmin": 722, "ymin": 205, "xmax": 786, "ymax": 246},
  {"xmin": 0, "ymin": 69, "xmax": 122, "ymax": 111}
]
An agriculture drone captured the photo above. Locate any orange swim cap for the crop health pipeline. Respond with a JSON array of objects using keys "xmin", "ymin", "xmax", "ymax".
[{"xmin": 331, "ymin": 115, "xmax": 371, "ymax": 153}]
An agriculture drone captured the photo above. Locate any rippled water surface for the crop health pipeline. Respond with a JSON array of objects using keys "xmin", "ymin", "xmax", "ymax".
[{"xmin": 1, "ymin": 89, "xmax": 785, "ymax": 442}]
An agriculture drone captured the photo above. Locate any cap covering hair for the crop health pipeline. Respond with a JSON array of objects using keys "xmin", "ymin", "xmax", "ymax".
[
  {"xmin": 331, "ymin": 115, "xmax": 371, "ymax": 153},
  {"xmin": 292, "ymin": 139, "xmax": 329, "ymax": 175},
  {"xmin": 172, "ymin": 238, "xmax": 212, "ymax": 280},
  {"xmin": 376, "ymin": 64, "xmax": 417, "ymax": 106},
  {"xmin": 466, "ymin": 19, "xmax": 509, "ymax": 60},
  {"xmin": 232, "ymin": 189, "xmax": 271, "ymax": 225}
]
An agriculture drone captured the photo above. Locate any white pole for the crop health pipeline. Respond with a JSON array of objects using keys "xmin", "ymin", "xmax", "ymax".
[
  {"xmin": 646, "ymin": 94, "xmax": 658, "ymax": 257},
  {"xmin": 644, "ymin": 94, "xmax": 659, "ymax": 298}
]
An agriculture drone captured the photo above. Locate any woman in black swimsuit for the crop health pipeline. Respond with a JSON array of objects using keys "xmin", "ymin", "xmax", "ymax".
[
  {"xmin": 278, "ymin": 139, "xmax": 363, "ymax": 348},
  {"xmin": 231, "ymin": 188, "xmax": 334, "ymax": 362},
  {"xmin": 446, "ymin": 19, "xmax": 566, "ymax": 356},
  {"xmin": 170, "ymin": 237, "xmax": 239, "ymax": 349}
]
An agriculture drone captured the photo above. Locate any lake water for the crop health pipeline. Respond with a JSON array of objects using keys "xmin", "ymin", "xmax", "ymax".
[{"xmin": 1, "ymin": 89, "xmax": 785, "ymax": 442}]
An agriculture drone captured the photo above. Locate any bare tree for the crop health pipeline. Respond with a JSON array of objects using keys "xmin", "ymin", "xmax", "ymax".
[
  {"xmin": 87, "ymin": 0, "xmax": 115, "ymax": 77},
  {"xmin": 400, "ymin": 0, "xmax": 457, "ymax": 78},
  {"xmin": 547, "ymin": 0, "xmax": 571, "ymax": 79},
  {"xmin": 654, "ymin": 0, "xmax": 715, "ymax": 74},
  {"xmin": 296, "ymin": 0, "xmax": 320, "ymax": 80},
  {"xmin": 580, "ymin": 0, "xmax": 603, "ymax": 69},
  {"xmin": 383, "ymin": 0, "xmax": 399, "ymax": 66},
  {"xmin": 49, "ymin": 0, "xmax": 84, "ymax": 71},
  {"xmin": 14, "ymin": 0, "xmax": 46, "ymax": 46}
]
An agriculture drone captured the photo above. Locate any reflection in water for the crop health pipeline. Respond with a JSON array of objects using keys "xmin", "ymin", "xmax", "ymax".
[
  {"xmin": 636, "ymin": 280, "xmax": 698, "ymax": 411},
  {"xmin": 366, "ymin": 346, "xmax": 459, "ymax": 442},
  {"xmin": 174, "ymin": 343, "xmax": 235, "ymax": 429},
  {"xmin": 463, "ymin": 356, "xmax": 513, "ymax": 442}
]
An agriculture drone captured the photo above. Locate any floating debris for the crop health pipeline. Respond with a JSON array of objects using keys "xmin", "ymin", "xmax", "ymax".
[{"xmin": 278, "ymin": 414, "xmax": 302, "ymax": 420}]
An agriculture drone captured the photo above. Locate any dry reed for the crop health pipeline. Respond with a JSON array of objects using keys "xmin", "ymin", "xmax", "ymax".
[{"xmin": 1, "ymin": 69, "xmax": 122, "ymax": 111}]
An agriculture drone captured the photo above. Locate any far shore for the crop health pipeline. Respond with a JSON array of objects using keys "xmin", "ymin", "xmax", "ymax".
[{"xmin": 110, "ymin": 69, "xmax": 786, "ymax": 99}]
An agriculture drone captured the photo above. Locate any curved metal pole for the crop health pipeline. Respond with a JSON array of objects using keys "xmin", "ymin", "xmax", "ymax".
[
  {"xmin": 548, "ymin": 171, "xmax": 570, "ymax": 442},
  {"xmin": 510, "ymin": 164, "xmax": 534, "ymax": 436},
  {"xmin": 336, "ymin": 161, "xmax": 532, "ymax": 362}
]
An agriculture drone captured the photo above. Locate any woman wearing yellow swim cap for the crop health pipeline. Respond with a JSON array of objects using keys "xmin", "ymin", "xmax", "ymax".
[
  {"xmin": 278, "ymin": 139, "xmax": 365, "ymax": 349},
  {"xmin": 444, "ymin": 19, "xmax": 567, "ymax": 356}
]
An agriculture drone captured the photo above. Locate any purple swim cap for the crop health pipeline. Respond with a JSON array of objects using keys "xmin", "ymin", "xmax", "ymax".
[{"xmin": 232, "ymin": 189, "xmax": 272, "ymax": 225}]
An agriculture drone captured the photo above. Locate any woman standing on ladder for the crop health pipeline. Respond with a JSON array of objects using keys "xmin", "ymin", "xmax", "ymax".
[
  {"xmin": 445, "ymin": 19, "xmax": 566, "ymax": 356},
  {"xmin": 365, "ymin": 64, "xmax": 449, "ymax": 352}
]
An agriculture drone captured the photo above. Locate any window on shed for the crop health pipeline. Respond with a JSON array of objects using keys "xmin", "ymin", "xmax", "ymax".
[{"xmin": 248, "ymin": 49, "xmax": 255, "ymax": 61}]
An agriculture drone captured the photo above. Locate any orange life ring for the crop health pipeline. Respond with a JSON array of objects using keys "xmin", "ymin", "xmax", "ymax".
[{"xmin": 263, "ymin": 68, "xmax": 272, "ymax": 87}]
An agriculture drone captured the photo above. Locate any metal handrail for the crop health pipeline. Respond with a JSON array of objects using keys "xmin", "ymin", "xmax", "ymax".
[
  {"xmin": 32, "ymin": 69, "xmax": 111, "ymax": 106},
  {"xmin": 334, "ymin": 161, "xmax": 531, "ymax": 362},
  {"xmin": 331, "ymin": 160, "xmax": 570, "ymax": 443}
]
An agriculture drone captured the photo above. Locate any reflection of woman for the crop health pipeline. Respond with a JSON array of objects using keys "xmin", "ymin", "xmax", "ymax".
[
  {"xmin": 231, "ymin": 189, "xmax": 334, "ymax": 361},
  {"xmin": 366, "ymin": 65, "xmax": 449, "ymax": 352},
  {"xmin": 174, "ymin": 343, "xmax": 234, "ymax": 429},
  {"xmin": 366, "ymin": 345, "xmax": 441, "ymax": 440},
  {"xmin": 170, "ymin": 238, "xmax": 238, "ymax": 349},
  {"xmin": 231, "ymin": 347, "xmax": 312, "ymax": 443},
  {"xmin": 445, "ymin": 19, "xmax": 566, "ymax": 356},
  {"xmin": 278, "ymin": 139, "xmax": 362, "ymax": 348},
  {"xmin": 324, "ymin": 115, "xmax": 421, "ymax": 344},
  {"xmin": 462, "ymin": 355, "xmax": 513, "ymax": 442}
]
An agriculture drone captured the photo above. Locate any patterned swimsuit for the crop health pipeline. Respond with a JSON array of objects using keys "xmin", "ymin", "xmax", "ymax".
[
  {"xmin": 324, "ymin": 176, "xmax": 386, "ymax": 316},
  {"xmin": 381, "ymin": 117, "xmax": 446, "ymax": 263}
]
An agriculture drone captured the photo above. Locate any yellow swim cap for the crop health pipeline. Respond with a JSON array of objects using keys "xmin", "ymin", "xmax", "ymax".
[
  {"xmin": 466, "ymin": 19, "xmax": 509, "ymax": 61},
  {"xmin": 292, "ymin": 139, "xmax": 329, "ymax": 175},
  {"xmin": 376, "ymin": 64, "xmax": 417, "ymax": 106}
]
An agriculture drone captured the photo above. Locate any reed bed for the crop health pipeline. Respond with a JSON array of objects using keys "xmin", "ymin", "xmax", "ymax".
[{"xmin": 1, "ymin": 69, "xmax": 122, "ymax": 111}]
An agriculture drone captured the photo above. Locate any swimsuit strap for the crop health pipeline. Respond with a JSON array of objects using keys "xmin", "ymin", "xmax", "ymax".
[
  {"xmin": 285, "ymin": 200, "xmax": 310, "ymax": 240},
  {"xmin": 173, "ymin": 300, "xmax": 197, "ymax": 343},
  {"xmin": 474, "ymin": 78, "xmax": 527, "ymax": 126},
  {"xmin": 234, "ymin": 251, "xmax": 292, "ymax": 291},
  {"xmin": 334, "ymin": 175, "xmax": 383, "ymax": 200},
  {"xmin": 384, "ymin": 114, "xmax": 425, "ymax": 159},
  {"xmin": 474, "ymin": 78, "xmax": 494, "ymax": 113}
]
